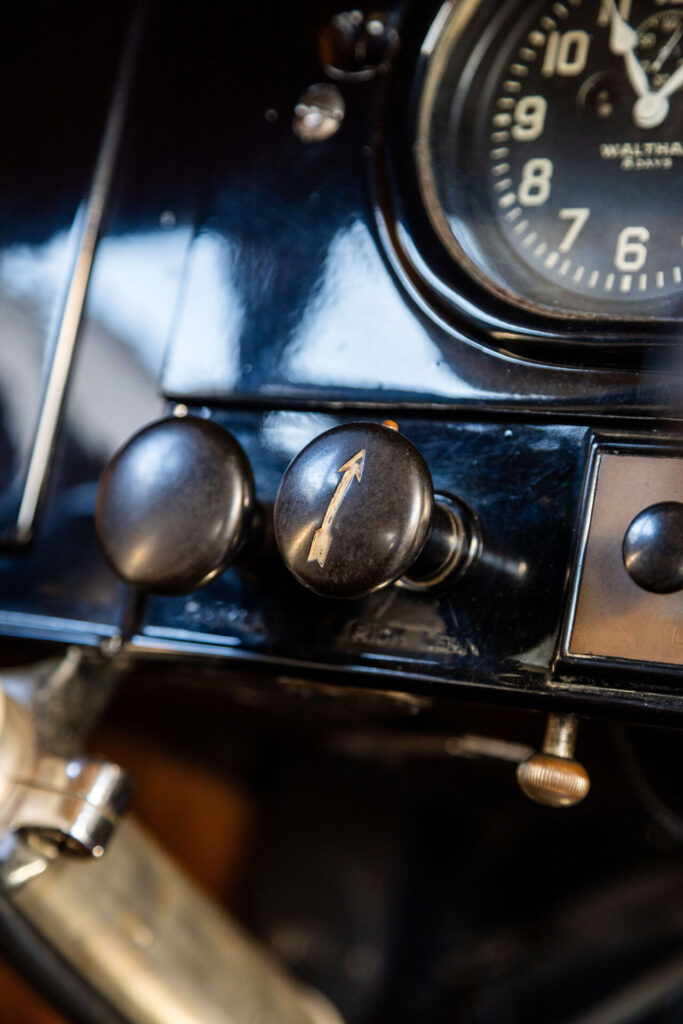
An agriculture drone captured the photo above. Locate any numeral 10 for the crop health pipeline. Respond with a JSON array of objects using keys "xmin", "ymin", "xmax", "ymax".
[{"xmin": 542, "ymin": 30, "xmax": 590, "ymax": 76}]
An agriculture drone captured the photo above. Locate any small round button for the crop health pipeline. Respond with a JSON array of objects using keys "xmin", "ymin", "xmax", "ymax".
[
  {"xmin": 96, "ymin": 417, "xmax": 255, "ymax": 595},
  {"xmin": 274, "ymin": 422, "xmax": 433, "ymax": 599},
  {"xmin": 622, "ymin": 501, "xmax": 683, "ymax": 594}
]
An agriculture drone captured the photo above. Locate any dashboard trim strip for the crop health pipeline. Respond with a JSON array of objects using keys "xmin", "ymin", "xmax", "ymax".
[{"xmin": 13, "ymin": 9, "xmax": 144, "ymax": 544}]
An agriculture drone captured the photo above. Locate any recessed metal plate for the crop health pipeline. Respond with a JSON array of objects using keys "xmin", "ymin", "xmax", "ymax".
[{"xmin": 565, "ymin": 449, "xmax": 683, "ymax": 668}]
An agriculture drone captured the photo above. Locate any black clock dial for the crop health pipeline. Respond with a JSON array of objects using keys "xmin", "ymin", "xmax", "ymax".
[
  {"xmin": 417, "ymin": 0, "xmax": 683, "ymax": 319},
  {"xmin": 637, "ymin": 8, "xmax": 683, "ymax": 88}
]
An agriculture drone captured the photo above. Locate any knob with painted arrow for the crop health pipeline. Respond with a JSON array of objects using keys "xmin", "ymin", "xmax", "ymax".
[{"xmin": 273, "ymin": 421, "xmax": 478, "ymax": 599}]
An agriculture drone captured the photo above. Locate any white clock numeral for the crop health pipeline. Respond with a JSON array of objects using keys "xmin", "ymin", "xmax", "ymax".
[
  {"xmin": 615, "ymin": 227, "xmax": 650, "ymax": 271},
  {"xmin": 542, "ymin": 30, "xmax": 591, "ymax": 76},
  {"xmin": 558, "ymin": 208, "xmax": 590, "ymax": 252},
  {"xmin": 511, "ymin": 96, "xmax": 547, "ymax": 141},
  {"xmin": 518, "ymin": 158, "xmax": 553, "ymax": 206}
]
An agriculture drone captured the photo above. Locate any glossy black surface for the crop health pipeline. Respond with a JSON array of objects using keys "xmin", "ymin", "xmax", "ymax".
[
  {"xmin": 0, "ymin": 0, "xmax": 181, "ymax": 640},
  {"xmin": 96, "ymin": 417, "xmax": 255, "ymax": 594},
  {"xmin": 274, "ymin": 422, "xmax": 433, "ymax": 599},
  {"xmin": 0, "ymin": 2, "xmax": 135, "ymax": 541},
  {"xmin": 0, "ymin": 0, "xmax": 679, "ymax": 724},
  {"xmin": 2, "ymin": 10, "xmax": 683, "ymax": 1024},
  {"xmin": 140, "ymin": 411, "xmax": 587, "ymax": 694},
  {"xmin": 623, "ymin": 501, "xmax": 683, "ymax": 593},
  {"xmin": 156, "ymin": 0, "xmax": 683, "ymax": 398}
]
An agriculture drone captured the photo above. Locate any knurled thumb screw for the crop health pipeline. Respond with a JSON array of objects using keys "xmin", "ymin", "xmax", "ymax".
[{"xmin": 516, "ymin": 713, "xmax": 590, "ymax": 808}]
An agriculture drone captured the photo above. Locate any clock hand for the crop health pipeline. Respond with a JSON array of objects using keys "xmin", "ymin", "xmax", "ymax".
[
  {"xmin": 607, "ymin": 0, "xmax": 682, "ymax": 127},
  {"xmin": 650, "ymin": 22, "xmax": 683, "ymax": 74},
  {"xmin": 633, "ymin": 55, "xmax": 683, "ymax": 128},
  {"xmin": 607, "ymin": 0, "xmax": 651, "ymax": 97},
  {"xmin": 624, "ymin": 49, "xmax": 652, "ymax": 96},
  {"xmin": 608, "ymin": 0, "xmax": 638, "ymax": 55},
  {"xmin": 656, "ymin": 60, "xmax": 683, "ymax": 98}
]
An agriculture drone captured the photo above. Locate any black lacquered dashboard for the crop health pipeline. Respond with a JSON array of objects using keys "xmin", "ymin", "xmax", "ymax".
[{"xmin": 0, "ymin": 0, "xmax": 681, "ymax": 725}]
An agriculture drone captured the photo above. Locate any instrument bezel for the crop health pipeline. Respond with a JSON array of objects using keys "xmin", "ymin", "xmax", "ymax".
[{"xmin": 374, "ymin": 0, "xmax": 683, "ymax": 367}]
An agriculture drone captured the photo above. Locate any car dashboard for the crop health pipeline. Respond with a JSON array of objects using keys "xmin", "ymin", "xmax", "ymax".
[
  {"xmin": 0, "ymin": 0, "xmax": 681, "ymax": 722},
  {"xmin": 0, "ymin": 3, "xmax": 682, "ymax": 1022}
]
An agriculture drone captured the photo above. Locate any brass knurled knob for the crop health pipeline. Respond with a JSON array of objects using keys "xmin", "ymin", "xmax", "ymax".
[{"xmin": 517, "ymin": 714, "xmax": 590, "ymax": 808}]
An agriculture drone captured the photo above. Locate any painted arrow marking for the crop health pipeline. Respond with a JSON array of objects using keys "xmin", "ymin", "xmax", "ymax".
[{"xmin": 308, "ymin": 449, "xmax": 366, "ymax": 568}]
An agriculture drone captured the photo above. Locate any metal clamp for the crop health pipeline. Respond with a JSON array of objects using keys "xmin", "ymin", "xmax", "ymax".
[
  {"xmin": 4, "ymin": 753, "xmax": 131, "ymax": 859},
  {"xmin": 0, "ymin": 651, "xmax": 131, "ymax": 885}
]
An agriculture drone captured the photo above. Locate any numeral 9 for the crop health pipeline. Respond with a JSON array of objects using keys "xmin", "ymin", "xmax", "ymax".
[{"xmin": 511, "ymin": 96, "xmax": 547, "ymax": 141}]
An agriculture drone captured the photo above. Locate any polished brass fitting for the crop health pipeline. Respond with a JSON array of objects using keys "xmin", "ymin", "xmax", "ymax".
[{"xmin": 517, "ymin": 713, "xmax": 590, "ymax": 808}]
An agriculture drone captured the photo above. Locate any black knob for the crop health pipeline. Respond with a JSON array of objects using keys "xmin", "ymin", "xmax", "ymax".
[
  {"xmin": 96, "ymin": 416, "xmax": 256, "ymax": 595},
  {"xmin": 274, "ymin": 422, "xmax": 472, "ymax": 599},
  {"xmin": 623, "ymin": 501, "xmax": 683, "ymax": 594}
]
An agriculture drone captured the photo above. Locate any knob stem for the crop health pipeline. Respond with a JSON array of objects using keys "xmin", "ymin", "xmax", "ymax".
[
  {"xmin": 400, "ymin": 496, "xmax": 479, "ymax": 591},
  {"xmin": 542, "ymin": 712, "xmax": 578, "ymax": 760}
]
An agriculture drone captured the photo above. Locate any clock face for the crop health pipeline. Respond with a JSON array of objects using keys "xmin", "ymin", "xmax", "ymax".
[{"xmin": 417, "ymin": 0, "xmax": 683, "ymax": 319}]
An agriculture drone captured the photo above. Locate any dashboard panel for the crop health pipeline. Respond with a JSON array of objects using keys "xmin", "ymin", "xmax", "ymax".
[
  {"xmin": 0, "ymin": 0, "xmax": 681, "ymax": 727},
  {"xmin": 3, "ymin": 7, "xmax": 683, "ymax": 1024}
]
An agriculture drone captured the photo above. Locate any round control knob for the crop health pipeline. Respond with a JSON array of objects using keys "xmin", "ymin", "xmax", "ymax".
[
  {"xmin": 95, "ymin": 416, "xmax": 255, "ymax": 595},
  {"xmin": 622, "ymin": 501, "xmax": 683, "ymax": 594},
  {"xmin": 274, "ymin": 421, "xmax": 472, "ymax": 599}
]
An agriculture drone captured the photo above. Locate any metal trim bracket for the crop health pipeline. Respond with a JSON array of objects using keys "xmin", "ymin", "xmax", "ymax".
[{"xmin": 0, "ymin": 675, "xmax": 131, "ymax": 867}]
